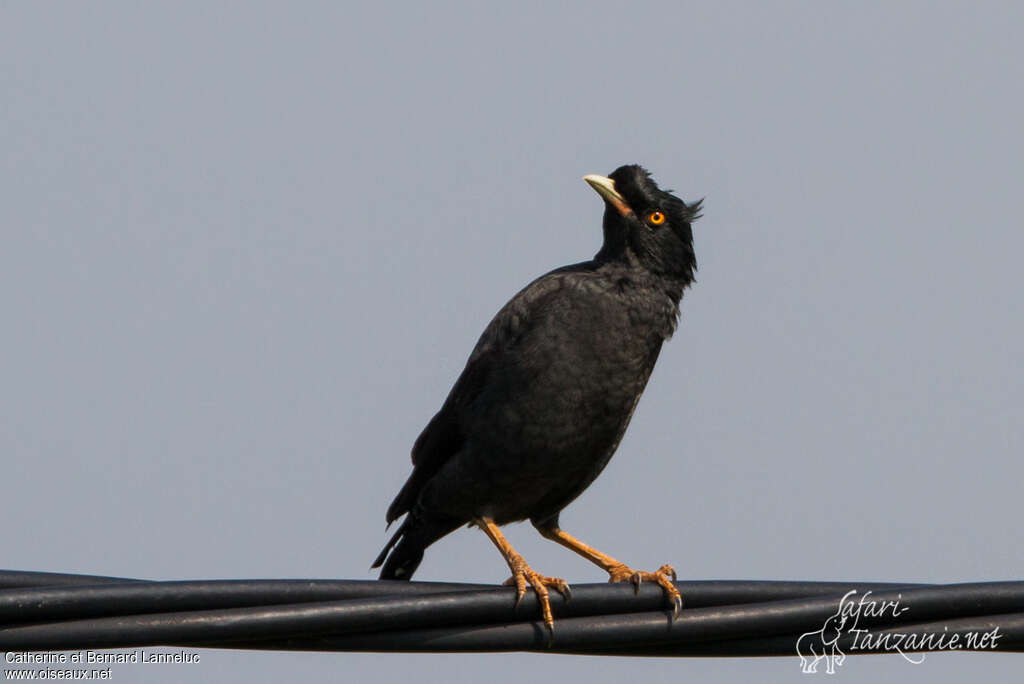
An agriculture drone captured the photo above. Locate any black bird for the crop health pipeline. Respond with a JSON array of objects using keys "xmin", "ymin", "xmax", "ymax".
[{"xmin": 373, "ymin": 165, "xmax": 701, "ymax": 633}]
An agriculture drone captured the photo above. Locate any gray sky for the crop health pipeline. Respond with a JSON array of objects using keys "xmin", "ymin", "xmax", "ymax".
[{"xmin": 2, "ymin": 1, "xmax": 1021, "ymax": 681}]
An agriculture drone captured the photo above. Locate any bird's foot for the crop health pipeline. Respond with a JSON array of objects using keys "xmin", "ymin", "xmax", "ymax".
[
  {"xmin": 503, "ymin": 562, "xmax": 571, "ymax": 639},
  {"xmin": 607, "ymin": 562, "xmax": 683, "ymax": 617}
]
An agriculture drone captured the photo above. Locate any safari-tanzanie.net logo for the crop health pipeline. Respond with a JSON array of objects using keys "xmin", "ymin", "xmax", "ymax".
[{"xmin": 796, "ymin": 590, "xmax": 1001, "ymax": 674}]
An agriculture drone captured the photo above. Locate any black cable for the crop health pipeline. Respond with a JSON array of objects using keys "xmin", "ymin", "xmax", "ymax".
[
  {"xmin": 0, "ymin": 579, "xmax": 484, "ymax": 624},
  {"xmin": 0, "ymin": 570, "xmax": 1019, "ymax": 656},
  {"xmin": 234, "ymin": 584, "xmax": 1024, "ymax": 655},
  {"xmin": 0, "ymin": 571, "xmax": 140, "ymax": 589}
]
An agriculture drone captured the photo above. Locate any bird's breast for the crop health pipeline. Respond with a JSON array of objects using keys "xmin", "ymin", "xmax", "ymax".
[{"xmin": 469, "ymin": 293, "xmax": 663, "ymax": 459}]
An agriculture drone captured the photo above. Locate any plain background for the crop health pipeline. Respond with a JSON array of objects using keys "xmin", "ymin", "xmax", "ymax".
[{"xmin": 3, "ymin": 2, "xmax": 1021, "ymax": 681}]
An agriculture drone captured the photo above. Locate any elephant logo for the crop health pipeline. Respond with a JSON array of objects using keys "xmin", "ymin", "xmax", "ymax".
[{"xmin": 796, "ymin": 590, "xmax": 859, "ymax": 674}]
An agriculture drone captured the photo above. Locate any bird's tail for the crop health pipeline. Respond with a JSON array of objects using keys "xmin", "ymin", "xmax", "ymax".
[{"xmin": 371, "ymin": 512, "xmax": 461, "ymax": 581}]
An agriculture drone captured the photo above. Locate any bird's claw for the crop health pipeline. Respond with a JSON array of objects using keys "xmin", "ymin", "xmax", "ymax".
[
  {"xmin": 503, "ymin": 573, "xmax": 528, "ymax": 608},
  {"xmin": 671, "ymin": 593, "xmax": 683, "ymax": 619},
  {"xmin": 607, "ymin": 562, "xmax": 683, "ymax": 619},
  {"xmin": 503, "ymin": 566, "xmax": 571, "ymax": 640}
]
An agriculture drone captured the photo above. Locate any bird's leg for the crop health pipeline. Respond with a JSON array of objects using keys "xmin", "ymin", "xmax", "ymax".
[
  {"xmin": 537, "ymin": 525, "xmax": 682, "ymax": 617},
  {"xmin": 474, "ymin": 517, "xmax": 571, "ymax": 637}
]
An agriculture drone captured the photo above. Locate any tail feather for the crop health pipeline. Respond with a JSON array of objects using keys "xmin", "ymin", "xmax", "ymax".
[
  {"xmin": 371, "ymin": 522, "xmax": 407, "ymax": 572},
  {"xmin": 372, "ymin": 513, "xmax": 461, "ymax": 580}
]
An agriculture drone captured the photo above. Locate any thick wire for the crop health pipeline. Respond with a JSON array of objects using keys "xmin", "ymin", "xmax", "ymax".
[{"xmin": 1, "ymin": 570, "xmax": 1021, "ymax": 656}]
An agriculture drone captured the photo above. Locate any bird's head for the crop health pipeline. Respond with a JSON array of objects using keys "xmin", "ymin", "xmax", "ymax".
[{"xmin": 584, "ymin": 165, "xmax": 701, "ymax": 284}]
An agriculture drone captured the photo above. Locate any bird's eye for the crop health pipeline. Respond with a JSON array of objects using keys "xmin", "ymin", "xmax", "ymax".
[{"xmin": 647, "ymin": 211, "xmax": 666, "ymax": 226}]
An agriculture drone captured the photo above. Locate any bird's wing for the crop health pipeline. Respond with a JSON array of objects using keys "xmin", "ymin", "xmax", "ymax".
[{"xmin": 384, "ymin": 263, "xmax": 594, "ymax": 524}]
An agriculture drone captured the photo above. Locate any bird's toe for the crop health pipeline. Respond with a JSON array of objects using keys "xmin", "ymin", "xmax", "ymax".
[
  {"xmin": 504, "ymin": 565, "xmax": 570, "ymax": 638},
  {"xmin": 607, "ymin": 562, "xmax": 683, "ymax": 619}
]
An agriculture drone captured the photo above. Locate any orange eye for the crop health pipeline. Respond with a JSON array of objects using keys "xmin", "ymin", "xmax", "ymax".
[{"xmin": 648, "ymin": 211, "xmax": 665, "ymax": 226}]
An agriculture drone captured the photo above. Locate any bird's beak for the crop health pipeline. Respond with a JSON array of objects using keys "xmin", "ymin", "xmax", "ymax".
[{"xmin": 583, "ymin": 174, "xmax": 633, "ymax": 217}]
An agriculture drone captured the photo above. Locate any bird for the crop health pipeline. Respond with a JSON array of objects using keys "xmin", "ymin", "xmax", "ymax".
[{"xmin": 372, "ymin": 164, "xmax": 702, "ymax": 636}]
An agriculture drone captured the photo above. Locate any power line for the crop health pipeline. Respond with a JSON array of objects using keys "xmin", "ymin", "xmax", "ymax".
[{"xmin": 1, "ymin": 570, "xmax": 1020, "ymax": 656}]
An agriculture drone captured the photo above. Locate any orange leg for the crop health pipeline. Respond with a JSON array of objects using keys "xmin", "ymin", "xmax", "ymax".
[
  {"xmin": 538, "ymin": 525, "xmax": 682, "ymax": 616},
  {"xmin": 474, "ymin": 517, "xmax": 571, "ymax": 637}
]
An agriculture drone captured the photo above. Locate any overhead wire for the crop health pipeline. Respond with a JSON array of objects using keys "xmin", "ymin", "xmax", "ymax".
[{"xmin": 1, "ymin": 570, "xmax": 1020, "ymax": 656}]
